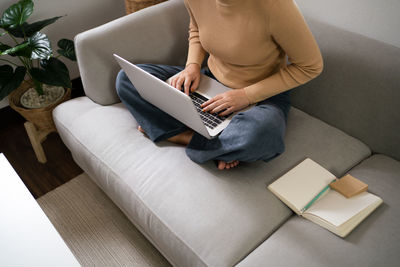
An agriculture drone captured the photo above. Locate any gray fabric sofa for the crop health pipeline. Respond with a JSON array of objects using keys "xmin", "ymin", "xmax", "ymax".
[{"xmin": 53, "ymin": 0, "xmax": 400, "ymax": 266}]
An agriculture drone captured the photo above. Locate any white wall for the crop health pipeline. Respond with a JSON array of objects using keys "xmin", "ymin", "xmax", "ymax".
[
  {"xmin": 296, "ymin": 0, "xmax": 400, "ymax": 48},
  {"xmin": 1, "ymin": 0, "xmax": 126, "ymax": 108}
]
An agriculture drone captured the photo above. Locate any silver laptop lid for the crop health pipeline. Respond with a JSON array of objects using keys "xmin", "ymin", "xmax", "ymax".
[{"xmin": 114, "ymin": 54, "xmax": 212, "ymax": 139}]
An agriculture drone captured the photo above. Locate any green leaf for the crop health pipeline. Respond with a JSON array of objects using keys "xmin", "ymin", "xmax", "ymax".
[
  {"xmin": 28, "ymin": 32, "xmax": 52, "ymax": 60},
  {"xmin": 8, "ymin": 16, "xmax": 63, "ymax": 38},
  {"xmin": 30, "ymin": 57, "xmax": 71, "ymax": 88},
  {"xmin": 32, "ymin": 77, "xmax": 43, "ymax": 95},
  {"xmin": 0, "ymin": 42, "xmax": 30, "ymax": 57},
  {"xmin": 57, "ymin": 39, "xmax": 76, "ymax": 61},
  {"xmin": 0, "ymin": 43, "xmax": 12, "ymax": 52},
  {"xmin": 0, "ymin": 65, "xmax": 26, "ymax": 101},
  {"xmin": 1, "ymin": 0, "xmax": 34, "ymax": 29}
]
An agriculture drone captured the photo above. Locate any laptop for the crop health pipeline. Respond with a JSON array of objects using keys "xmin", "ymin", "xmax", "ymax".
[{"xmin": 114, "ymin": 54, "xmax": 249, "ymax": 139}]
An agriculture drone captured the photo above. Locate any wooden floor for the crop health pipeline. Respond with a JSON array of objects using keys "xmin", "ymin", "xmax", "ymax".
[{"xmin": 0, "ymin": 79, "xmax": 86, "ymax": 199}]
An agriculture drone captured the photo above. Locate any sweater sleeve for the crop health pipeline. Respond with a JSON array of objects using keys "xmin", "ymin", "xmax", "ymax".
[
  {"xmin": 243, "ymin": 0, "xmax": 323, "ymax": 104},
  {"xmin": 184, "ymin": 0, "xmax": 207, "ymax": 67}
]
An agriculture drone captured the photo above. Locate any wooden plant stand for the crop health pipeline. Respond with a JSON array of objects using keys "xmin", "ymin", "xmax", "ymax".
[
  {"xmin": 9, "ymin": 81, "xmax": 71, "ymax": 164},
  {"xmin": 24, "ymin": 121, "xmax": 55, "ymax": 163}
]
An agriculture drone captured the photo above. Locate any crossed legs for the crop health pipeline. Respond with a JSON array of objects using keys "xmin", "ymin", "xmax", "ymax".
[{"xmin": 116, "ymin": 64, "xmax": 289, "ymax": 170}]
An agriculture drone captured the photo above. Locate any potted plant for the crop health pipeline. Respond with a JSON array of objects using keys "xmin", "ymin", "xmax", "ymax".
[
  {"xmin": 0, "ymin": 0, "xmax": 76, "ymax": 128},
  {"xmin": 0, "ymin": 0, "xmax": 77, "ymax": 163}
]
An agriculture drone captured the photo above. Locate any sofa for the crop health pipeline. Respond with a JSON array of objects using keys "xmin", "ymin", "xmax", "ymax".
[{"xmin": 53, "ymin": 0, "xmax": 400, "ymax": 266}]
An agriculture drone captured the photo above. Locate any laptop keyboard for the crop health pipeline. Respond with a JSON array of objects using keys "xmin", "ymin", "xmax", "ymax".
[{"xmin": 190, "ymin": 92, "xmax": 230, "ymax": 129}]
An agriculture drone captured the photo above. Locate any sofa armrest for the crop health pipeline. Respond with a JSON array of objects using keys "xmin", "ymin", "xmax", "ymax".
[{"xmin": 74, "ymin": 0, "xmax": 189, "ymax": 105}]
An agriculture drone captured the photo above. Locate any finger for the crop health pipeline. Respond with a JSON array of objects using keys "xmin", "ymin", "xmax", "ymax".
[
  {"xmin": 202, "ymin": 95, "xmax": 221, "ymax": 108},
  {"xmin": 172, "ymin": 76, "xmax": 180, "ymax": 89},
  {"xmin": 219, "ymin": 106, "xmax": 235, "ymax": 117},
  {"xmin": 191, "ymin": 76, "xmax": 200, "ymax": 92},
  {"xmin": 184, "ymin": 76, "xmax": 191, "ymax": 95},
  {"xmin": 201, "ymin": 99, "xmax": 215, "ymax": 109},
  {"xmin": 210, "ymin": 102, "xmax": 230, "ymax": 114},
  {"xmin": 204, "ymin": 100, "xmax": 226, "ymax": 113},
  {"xmin": 175, "ymin": 77, "xmax": 184, "ymax": 91},
  {"xmin": 202, "ymin": 99, "xmax": 221, "ymax": 112}
]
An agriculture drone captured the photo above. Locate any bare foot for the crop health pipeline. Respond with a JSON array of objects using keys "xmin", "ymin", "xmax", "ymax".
[
  {"xmin": 138, "ymin": 126, "xmax": 148, "ymax": 136},
  {"xmin": 138, "ymin": 126, "xmax": 237, "ymax": 169},
  {"xmin": 218, "ymin": 160, "xmax": 239, "ymax": 170},
  {"xmin": 167, "ymin": 130, "xmax": 194, "ymax": 146},
  {"xmin": 138, "ymin": 126, "xmax": 193, "ymax": 146}
]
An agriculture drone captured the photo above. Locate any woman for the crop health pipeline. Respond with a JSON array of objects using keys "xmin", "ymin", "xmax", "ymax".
[{"xmin": 116, "ymin": 0, "xmax": 323, "ymax": 170}]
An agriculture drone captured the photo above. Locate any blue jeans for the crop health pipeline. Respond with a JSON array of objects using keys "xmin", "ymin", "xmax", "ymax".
[{"xmin": 115, "ymin": 64, "xmax": 290, "ymax": 164}]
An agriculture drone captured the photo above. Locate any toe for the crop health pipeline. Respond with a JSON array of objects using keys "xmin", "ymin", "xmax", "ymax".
[
  {"xmin": 228, "ymin": 161, "xmax": 239, "ymax": 169},
  {"xmin": 138, "ymin": 126, "xmax": 149, "ymax": 137},
  {"xmin": 218, "ymin": 161, "xmax": 226, "ymax": 170}
]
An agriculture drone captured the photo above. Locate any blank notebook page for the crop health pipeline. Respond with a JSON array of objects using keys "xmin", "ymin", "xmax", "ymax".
[
  {"xmin": 305, "ymin": 190, "xmax": 381, "ymax": 226},
  {"xmin": 268, "ymin": 158, "xmax": 336, "ymax": 212}
]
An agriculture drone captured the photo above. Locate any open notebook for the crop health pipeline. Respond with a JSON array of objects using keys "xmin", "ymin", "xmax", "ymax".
[{"xmin": 268, "ymin": 158, "xmax": 382, "ymax": 237}]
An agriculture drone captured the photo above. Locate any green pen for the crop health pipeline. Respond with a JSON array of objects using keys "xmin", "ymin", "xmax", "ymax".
[{"xmin": 301, "ymin": 179, "xmax": 337, "ymax": 213}]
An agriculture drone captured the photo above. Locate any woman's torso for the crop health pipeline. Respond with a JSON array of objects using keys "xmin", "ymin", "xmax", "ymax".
[{"xmin": 186, "ymin": 0, "xmax": 285, "ymax": 89}]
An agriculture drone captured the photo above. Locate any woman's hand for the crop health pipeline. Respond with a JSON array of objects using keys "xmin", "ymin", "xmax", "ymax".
[
  {"xmin": 201, "ymin": 89, "xmax": 250, "ymax": 116},
  {"xmin": 170, "ymin": 63, "xmax": 201, "ymax": 95}
]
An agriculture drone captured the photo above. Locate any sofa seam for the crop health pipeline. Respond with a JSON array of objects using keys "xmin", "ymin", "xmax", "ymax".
[{"xmin": 233, "ymin": 211, "xmax": 294, "ymax": 266}]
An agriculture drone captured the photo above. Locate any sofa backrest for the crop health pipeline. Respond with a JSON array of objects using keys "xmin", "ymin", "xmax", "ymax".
[
  {"xmin": 291, "ymin": 19, "xmax": 400, "ymax": 160},
  {"xmin": 74, "ymin": 0, "xmax": 189, "ymax": 105},
  {"xmin": 75, "ymin": 0, "xmax": 399, "ymax": 160}
]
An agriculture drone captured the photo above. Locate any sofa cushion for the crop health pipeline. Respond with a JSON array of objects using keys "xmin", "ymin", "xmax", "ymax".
[
  {"xmin": 236, "ymin": 154, "xmax": 400, "ymax": 267},
  {"xmin": 53, "ymin": 96, "xmax": 370, "ymax": 267}
]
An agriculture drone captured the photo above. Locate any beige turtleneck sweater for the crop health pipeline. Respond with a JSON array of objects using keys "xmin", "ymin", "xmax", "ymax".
[{"xmin": 184, "ymin": 0, "xmax": 323, "ymax": 104}]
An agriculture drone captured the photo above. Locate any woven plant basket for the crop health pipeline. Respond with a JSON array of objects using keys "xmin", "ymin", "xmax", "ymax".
[
  {"xmin": 125, "ymin": 0, "xmax": 167, "ymax": 14},
  {"xmin": 9, "ymin": 81, "xmax": 71, "ymax": 133}
]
